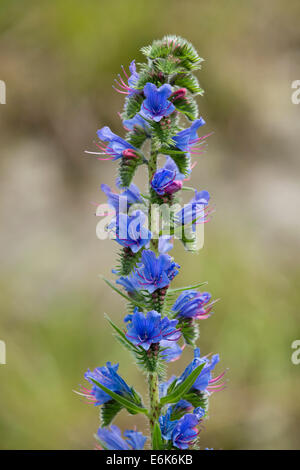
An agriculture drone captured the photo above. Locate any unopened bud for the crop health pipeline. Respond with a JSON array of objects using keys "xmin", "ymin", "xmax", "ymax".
[
  {"xmin": 122, "ymin": 148, "xmax": 139, "ymax": 159},
  {"xmin": 171, "ymin": 88, "xmax": 187, "ymax": 101}
]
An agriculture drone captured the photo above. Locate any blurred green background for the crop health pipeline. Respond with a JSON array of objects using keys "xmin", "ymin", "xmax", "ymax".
[{"xmin": 0, "ymin": 0, "xmax": 300, "ymax": 450}]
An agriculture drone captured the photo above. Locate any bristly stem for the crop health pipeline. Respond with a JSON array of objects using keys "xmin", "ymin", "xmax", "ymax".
[
  {"xmin": 147, "ymin": 142, "xmax": 160, "ymax": 445},
  {"xmin": 148, "ymin": 371, "xmax": 160, "ymax": 448},
  {"xmin": 148, "ymin": 143, "xmax": 159, "ymax": 254}
]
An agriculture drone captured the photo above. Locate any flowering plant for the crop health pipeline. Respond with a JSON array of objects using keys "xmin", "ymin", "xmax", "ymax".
[{"xmin": 78, "ymin": 35, "xmax": 225, "ymax": 450}]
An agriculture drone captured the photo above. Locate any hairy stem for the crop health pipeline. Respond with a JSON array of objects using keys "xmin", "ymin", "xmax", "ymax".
[
  {"xmin": 148, "ymin": 144, "xmax": 159, "ymax": 254},
  {"xmin": 148, "ymin": 371, "xmax": 160, "ymax": 448}
]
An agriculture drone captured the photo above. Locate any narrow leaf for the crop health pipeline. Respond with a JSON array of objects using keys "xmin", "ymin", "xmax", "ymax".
[
  {"xmin": 167, "ymin": 281, "xmax": 208, "ymax": 294},
  {"xmin": 160, "ymin": 363, "xmax": 205, "ymax": 405},
  {"xmin": 100, "ymin": 276, "xmax": 145, "ymax": 309},
  {"xmin": 152, "ymin": 421, "xmax": 163, "ymax": 450},
  {"xmin": 89, "ymin": 378, "xmax": 148, "ymax": 415}
]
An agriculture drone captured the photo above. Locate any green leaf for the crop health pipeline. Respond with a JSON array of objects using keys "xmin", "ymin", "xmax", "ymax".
[
  {"xmin": 160, "ymin": 363, "xmax": 205, "ymax": 405},
  {"xmin": 104, "ymin": 313, "xmax": 140, "ymax": 353},
  {"xmin": 100, "ymin": 276, "xmax": 145, "ymax": 309},
  {"xmin": 152, "ymin": 421, "xmax": 163, "ymax": 450},
  {"xmin": 89, "ymin": 378, "xmax": 148, "ymax": 416},
  {"xmin": 167, "ymin": 281, "xmax": 208, "ymax": 294}
]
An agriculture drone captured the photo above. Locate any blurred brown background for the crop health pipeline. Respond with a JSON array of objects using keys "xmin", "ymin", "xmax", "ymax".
[{"xmin": 0, "ymin": 0, "xmax": 300, "ymax": 449}]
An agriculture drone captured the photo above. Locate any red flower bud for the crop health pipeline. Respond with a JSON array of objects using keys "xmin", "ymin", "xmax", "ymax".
[{"xmin": 122, "ymin": 148, "xmax": 139, "ymax": 159}]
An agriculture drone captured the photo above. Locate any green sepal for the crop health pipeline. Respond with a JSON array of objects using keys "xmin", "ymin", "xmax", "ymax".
[
  {"xmin": 100, "ymin": 399, "xmax": 123, "ymax": 426},
  {"xmin": 119, "ymin": 155, "xmax": 141, "ymax": 188},
  {"xmin": 122, "ymin": 94, "xmax": 143, "ymax": 120},
  {"xmin": 173, "ymin": 96, "xmax": 199, "ymax": 120},
  {"xmin": 179, "ymin": 318, "xmax": 199, "ymax": 346},
  {"xmin": 115, "ymin": 248, "xmax": 141, "ymax": 276},
  {"xmin": 159, "ymin": 147, "xmax": 190, "ymax": 176},
  {"xmin": 172, "ymin": 73, "xmax": 204, "ymax": 95}
]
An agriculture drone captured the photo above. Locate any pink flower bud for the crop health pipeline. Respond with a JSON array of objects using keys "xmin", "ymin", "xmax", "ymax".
[{"xmin": 122, "ymin": 148, "xmax": 139, "ymax": 159}]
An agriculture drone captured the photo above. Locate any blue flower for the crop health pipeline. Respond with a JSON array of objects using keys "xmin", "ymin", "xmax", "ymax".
[
  {"xmin": 159, "ymin": 407, "xmax": 204, "ymax": 448},
  {"xmin": 158, "ymin": 235, "xmax": 173, "ymax": 254},
  {"xmin": 163, "ymin": 156, "xmax": 186, "ymax": 181},
  {"xmin": 83, "ymin": 362, "xmax": 133, "ymax": 405},
  {"xmin": 159, "ymin": 407, "xmax": 178, "ymax": 440},
  {"xmin": 123, "ymin": 429, "xmax": 147, "ymax": 450},
  {"xmin": 113, "ymin": 60, "xmax": 140, "ymax": 97},
  {"xmin": 127, "ymin": 60, "xmax": 140, "ymax": 95},
  {"xmin": 97, "ymin": 425, "xmax": 146, "ymax": 450},
  {"xmin": 151, "ymin": 168, "xmax": 182, "ymax": 196},
  {"xmin": 101, "ymin": 181, "xmax": 142, "ymax": 214},
  {"xmin": 125, "ymin": 308, "xmax": 181, "ymax": 351},
  {"xmin": 178, "ymin": 348, "xmax": 221, "ymax": 394},
  {"xmin": 131, "ymin": 249, "xmax": 180, "ymax": 293},
  {"xmin": 172, "ymin": 408, "xmax": 205, "ymax": 449},
  {"xmin": 172, "ymin": 290, "xmax": 213, "ymax": 319},
  {"xmin": 172, "ymin": 399, "xmax": 193, "ymax": 415},
  {"xmin": 141, "ymin": 83, "xmax": 175, "ymax": 122},
  {"xmin": 108, "ymin": 211, "xmax": 151, "ymax": 253},
  {"xmin": 160, "ymin": 340, "xmax": 182, "ymax": 362},
  {"xmin": 123, "ymin": 113, "xmax": 150, "ymax": 133},
  {"xmin": 116, "ymin": 274, "xmax": 137, "ymax": 293},
  {"xmin": 175, "ymin": 190, "xmax": 210, "ymax": 226},
  {"xmin": 97, "ymin": 126, "xmax": 138, "ymax": 160},
  {"xmin": 173, "ymin": 118, "xmax": 206, "ymax": 152},
  {"xmin": 151, "ymin": 155, "xmax": 187, "ymax": 196}
]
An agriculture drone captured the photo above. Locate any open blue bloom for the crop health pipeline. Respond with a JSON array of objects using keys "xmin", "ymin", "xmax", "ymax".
[
  {"xmin": 101, "ymin": 181, "xmax": 142, "ymax": 214},
  {"xmin": 158, "ymin": 235, "xmax": 173, "ymax": 254},
  {"xmin": 151, "ymin": 155, "xmax": 186, "ymax": 196},
  {"xmin": 108, "ymin": 211, "xmax": 151, "ymax": 253},
  {"xmin": 141, "ymin": 83, "xmax": 175, "ymax": 122},
  {"xmin": 178, "ymin": 348, "xmax": 220, "ymax": 394},
  {"xmin": 172, "ymin": 290, "xmax": 212, "ymax": 319},
  {"xmin": 173, "ymin": 118, "xmax": 206, "ymax": 152},
  {"xmin": 83, "ymin": 362, "xmax": 133, "ymax": 406},
  {"xmin": 175, "ymin": 190, "xmax": 210, "ymax": 226},
  {"xmin": 97, "ymin": 126, "xmax": 138, "ymax": 160},
  {"xmin": 125, "ymin": 308, "xmax": 181, "ymax": 351},
  {"xmin": 129, "ymin": 249, "xmax": 180, "ymax": 293},
  {"xmin": 97, "ymin": 425, "xmax": 146, "ymax": 450},
  {"xmin": 172, "ymin": 408, "xmax": 205, "ymax": 449},
  {"xmin": 123, "ymin": 113, "xmax": 150, "ymax": 134}
]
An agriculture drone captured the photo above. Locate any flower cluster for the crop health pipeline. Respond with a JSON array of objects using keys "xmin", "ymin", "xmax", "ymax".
[{"xmin": 78, "ymin": 35, "xmax": 225, "ymax": 451}]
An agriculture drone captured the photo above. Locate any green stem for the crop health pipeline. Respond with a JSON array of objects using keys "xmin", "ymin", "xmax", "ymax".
[
  {"xmin": 148, "ymin": 371, "xmax": 160, "ymax": 448},
  {"xmin": 148, "ymin": 144, "xmax": 159, "ymax": 254}
]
